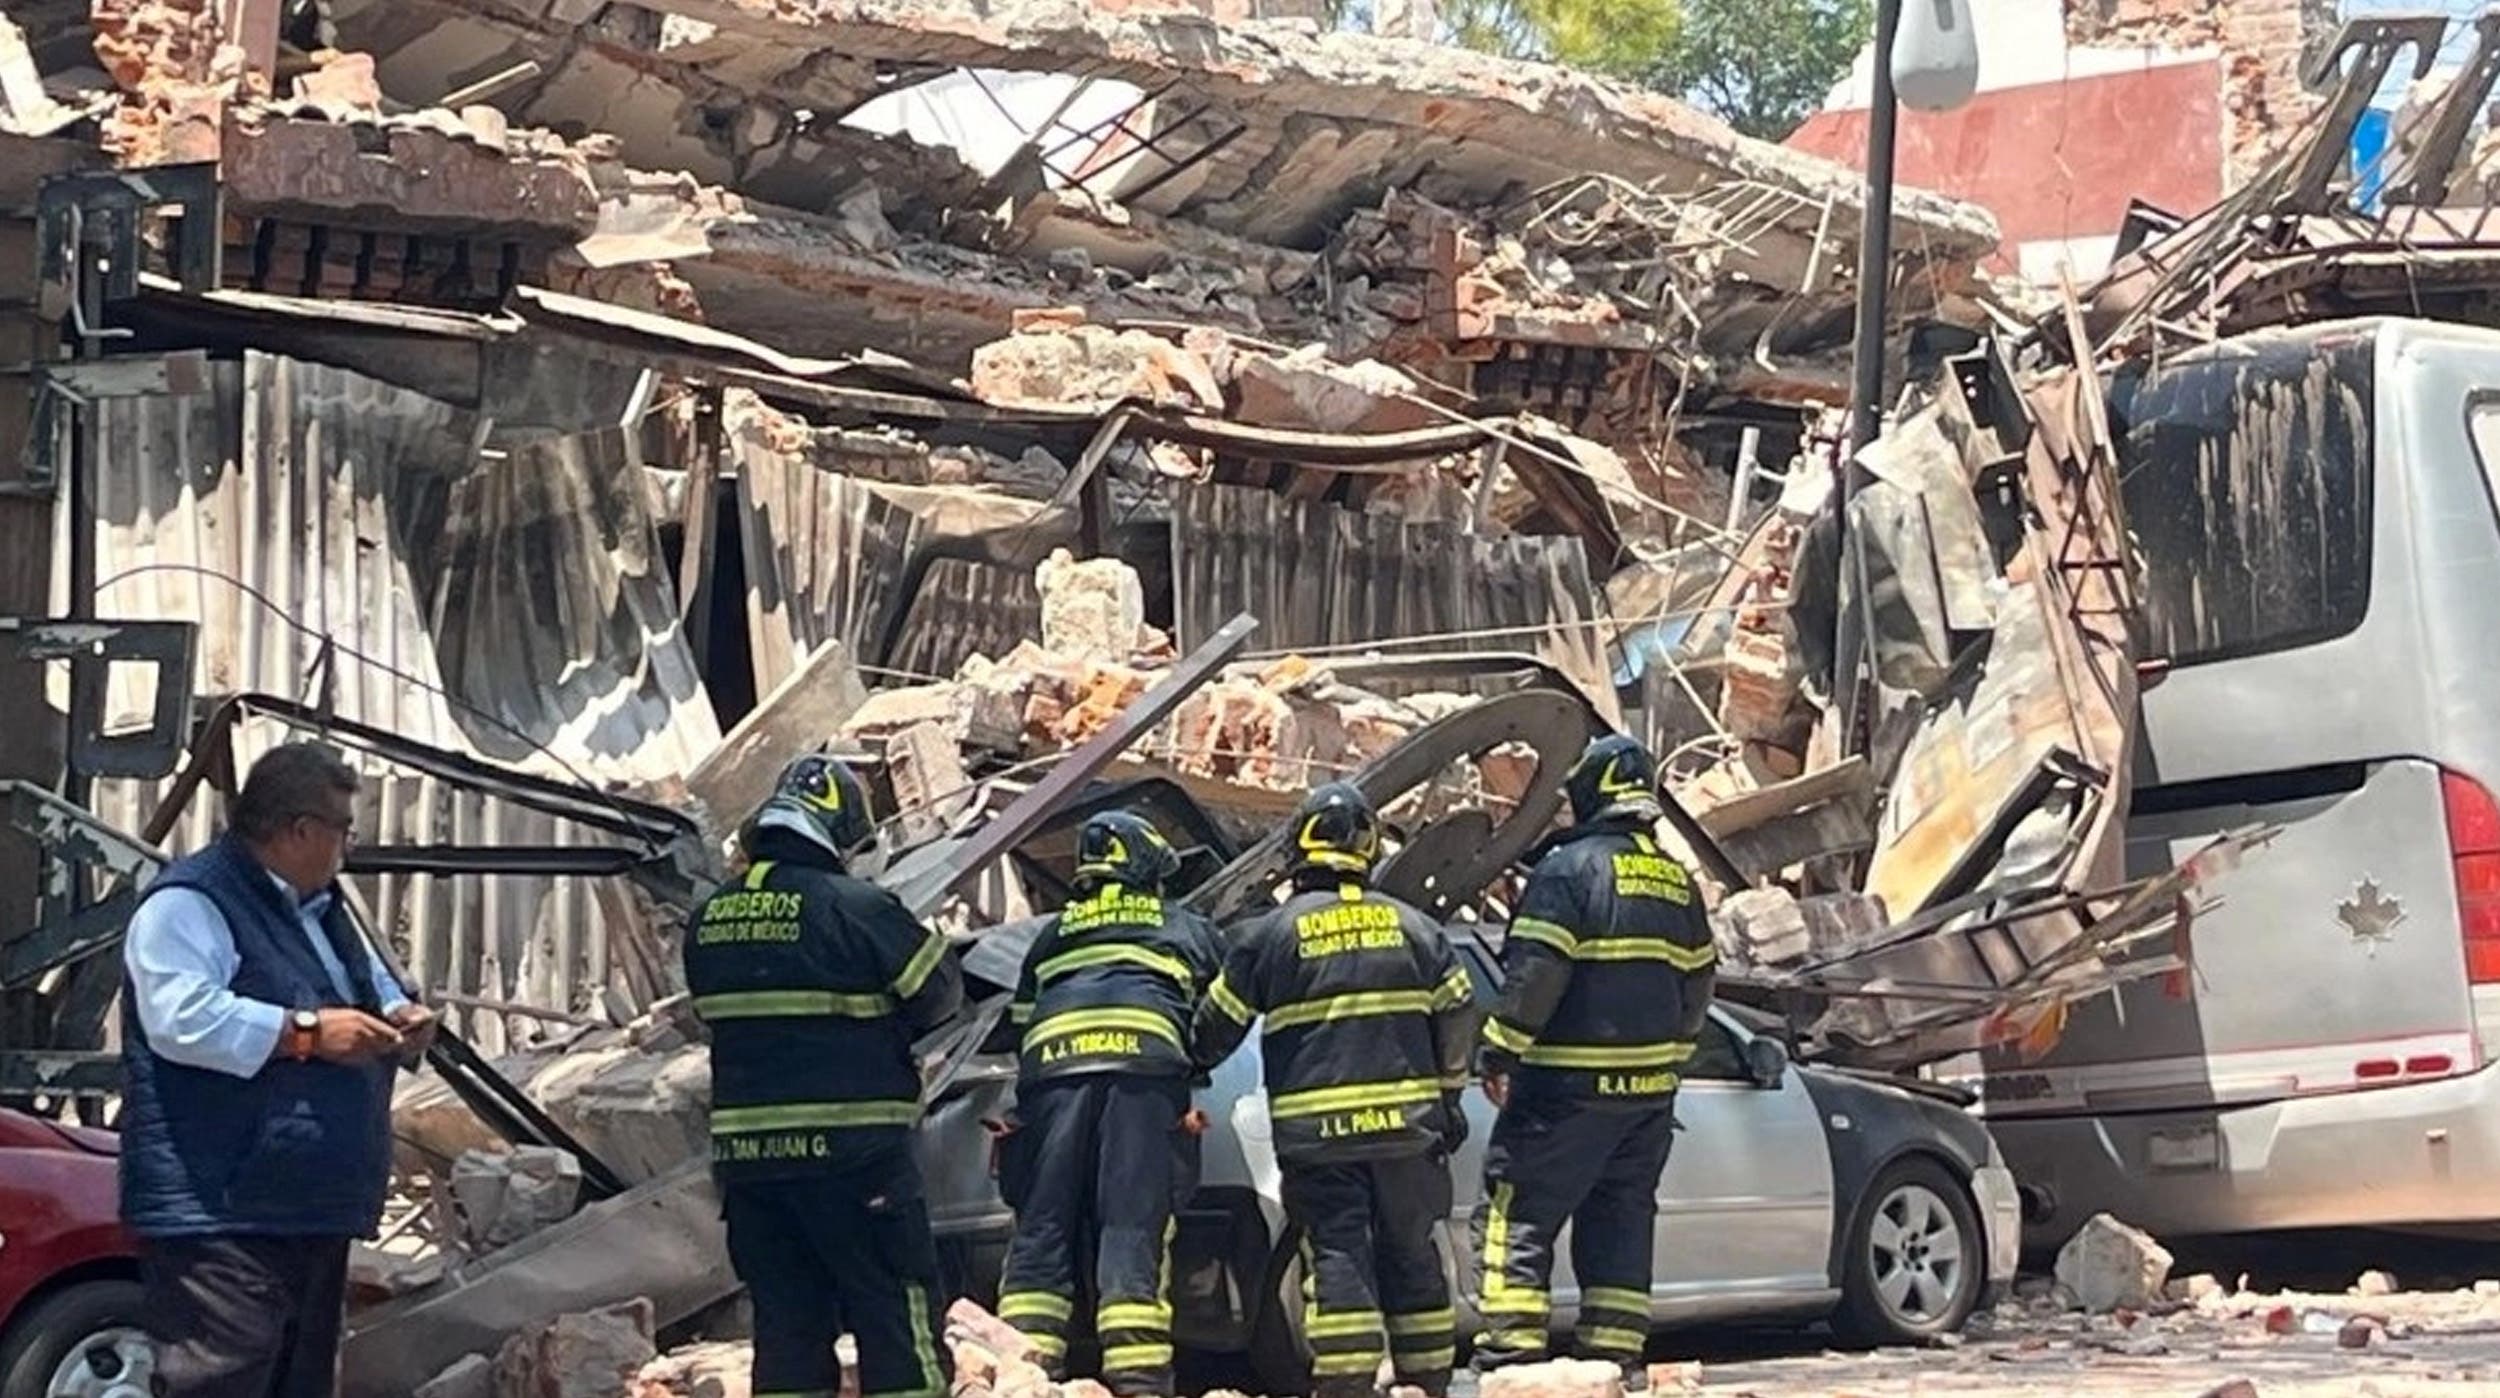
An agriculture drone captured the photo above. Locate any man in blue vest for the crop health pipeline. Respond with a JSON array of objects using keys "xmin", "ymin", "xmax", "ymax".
[{"xmin": 120, "ymin": 741, "xmax": 436, "ymax": 1398}]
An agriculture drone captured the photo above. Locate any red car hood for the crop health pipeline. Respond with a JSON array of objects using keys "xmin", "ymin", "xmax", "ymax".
[{"xmin": 0, "ymin": 1110, "xmax": 118, "ymax": 1155}]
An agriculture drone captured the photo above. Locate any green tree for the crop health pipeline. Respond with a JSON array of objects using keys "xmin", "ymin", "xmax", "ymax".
[
  {"xmin": 1641, "ymin": 0, "xmax": 1871, "ymax": 140},
  {"xmin": 1434, "ymin": 0, "xmax": 1872, "ymax": 142}
]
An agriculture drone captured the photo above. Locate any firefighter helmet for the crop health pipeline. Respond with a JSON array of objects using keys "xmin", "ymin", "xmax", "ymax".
[
  {"xmin": 1289, "ymin": 782, "xmax": 1382, "ymax": 877},
  {"xmin": 751, "ymin": 753, "xmax": 875, "ymax": 859},
  {"xmin": 1072, "ymin": 810, "xmax": 1182, "ymax": 892},
  {"xmin": 1565, "ymin": 733, "xmax": 1664, "ymax": 826}
]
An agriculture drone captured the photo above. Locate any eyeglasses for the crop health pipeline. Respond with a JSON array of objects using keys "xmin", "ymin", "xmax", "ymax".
[{"xmin": 294, "ymin": 812, "xmax": 359, "ymax": 847}]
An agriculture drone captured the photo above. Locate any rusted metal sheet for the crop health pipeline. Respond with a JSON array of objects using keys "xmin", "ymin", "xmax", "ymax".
[
  {"xmin": 66, "ymin": 351, "xmax": 720, "ymax": 1050},
  {"xmin": 1167, "ymin": 480, "xmax": 1617, "ymax": 721},
  {"xmin": 729, "ymin": 410, "xmax": 1064, "ymax": 688}
]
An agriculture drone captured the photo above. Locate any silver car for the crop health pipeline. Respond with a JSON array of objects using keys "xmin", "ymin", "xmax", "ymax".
[{"xmin": 921, "ymin": 954, "xmax": 2020, "ymax": 1385}]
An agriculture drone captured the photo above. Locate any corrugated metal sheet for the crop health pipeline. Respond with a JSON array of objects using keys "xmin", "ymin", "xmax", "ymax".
[
  {"xmin": 1169, "ymin": 481, "xmax": 1613, "ymax": 708},
  {"xmin": 731, "ymin": 411, "xmax": 1054, "ymax": 687},
  {"xmin": 68, "ymin": 351, "xmax": 718, "ymax": 1050}
]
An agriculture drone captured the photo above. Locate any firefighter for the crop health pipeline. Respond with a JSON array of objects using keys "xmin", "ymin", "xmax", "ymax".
[
  {"xmin": 1468, "ymin": 733, "xmax": 1716, "ymax": 1380},
  {"xmin": 988, "ymin": 810, "xmax": 1225, "ymax": 1396},
  {"xmin": 684, "ymin": 755, "xmax": 965, "ymax": 1398},
  {"xmin": 1189, "ymin": 784, "xmax": 1475, "ymax": 1398}
]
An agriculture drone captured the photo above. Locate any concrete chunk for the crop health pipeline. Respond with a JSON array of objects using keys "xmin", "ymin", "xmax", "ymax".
[
  {"xmin": 2054, "ymin": 1213, "xmax": 2173, "ymax": 1315},
  {"xmin": 451, "ymin": 1145, "xmax": 585, "ymax": 1252},
  {"xmin": 492, "ymin": 1298, "xmax": 656, "ymax": 1398},
  {"xmin": 1480, "ymin": 1357, "xmax": 1627, "ymax": 1398}
]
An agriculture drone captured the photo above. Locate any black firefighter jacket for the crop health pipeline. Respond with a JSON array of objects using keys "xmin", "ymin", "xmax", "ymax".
[
  {"xmin": 1190, "ymin": 880, "xmax": 1475, "ymax": 1164},
  {"xmin": 1480, "ymin": 821, "xmax": 1716, "ymax": 1110},
  {"xmin": 986, "ymin": 880, "xmax": 1226, "ymax": 1081},
  {"xmin": 684, "ymin": 832, "xmax": 964, "ymax": 1179}
]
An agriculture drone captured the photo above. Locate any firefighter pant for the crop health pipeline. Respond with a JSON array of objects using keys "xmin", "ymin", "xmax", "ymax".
[
  {"xmin": 719, "ymin": 1138, "xmax": 952, "ymax": 1398},
  {"xmin": 1279, "ymin": 1153, "xmax": 1457, "ymax": 1398},
  {"xmin": 995, "ymin": 1075, "xmax": 1198, "ymax": 1395},
  {"xmin": 1470, "ymin": 1098, "xmax": 1676, "ymax": 1368}
]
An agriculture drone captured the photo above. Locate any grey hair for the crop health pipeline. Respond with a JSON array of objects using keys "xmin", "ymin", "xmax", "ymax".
[{"xmin": 230, "ymin": 742, "xmax": 360, "ymax": 841}]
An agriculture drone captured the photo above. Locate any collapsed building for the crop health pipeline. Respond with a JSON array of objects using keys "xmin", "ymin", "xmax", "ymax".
[{"xmin": 0, "ymin": 0, "xmax": 2368, "ymax": 1386}]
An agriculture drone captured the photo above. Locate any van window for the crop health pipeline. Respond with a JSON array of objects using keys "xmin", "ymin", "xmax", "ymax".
[{"xmin": 2112, "ymin": 335, "xmax": 2375, "ymax": 666}]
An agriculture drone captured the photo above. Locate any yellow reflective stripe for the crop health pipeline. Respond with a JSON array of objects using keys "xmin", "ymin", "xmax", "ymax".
[
  {"xmin": 710, "ymin": 1100, "xmax": 919, "ymax": 1133},
  {"xmin": 1439, "ymin": 1071, "xmax": 1470, "ymax": 1090},
  {"xmin": 1481, "ymin": 1181, "xmax": 1547, "ymax": 1317},
  {"xmin": 1480, "ymin": 1328, "xmax": 1547, "ymax": 1348},
  {"xmin": 1022, "ymin": 1006, "xmax": 1183, "ymax": 1051},
  {"xmin": 1268, "ymin": 1077, "xmax": 1441, "ymax": 1119},
  {"xmin": 1306, "ymin": 1310, "xmax": 1385, "ymax": 1338},
  {"xmin": 1575, "ymin": 937, "xmax": 1717, "ymax": 970},
  {"xmin": 1036, "ymin": 942, "xmax": 1197, "ymax": 988},
  {"xmin": 1023, "ymin": 1333, "xmax": 1067, "ymax": 1358},
  {"xmin": 1097, "ymin": 1301, "xmax": 1172, "ymax": 1330},
  {"xmin": 1395, "ymin": 1347, "xmax": 1457, "ymax": 1371},
  {"xmin": 1264, "ymin": 990, "xmax": 1434, "ymax": 1029},
  {"xmin": 1312, "ymin": 1353, "xmax": 1385, "ymax": 1375},
  {"xmin": 998, "ymin": 1292, "xmax": 1073, "ymax": 1322},
  {"xmin": 1100, "ymin": 1343, "xmax": 1174, "ymax": 1369},
  {"xmin": 1482, "ymin": 1017, "xmax": 1534, "ymax": 1054},
  {"xmin": 1386, "ymin": 1308, "xmax": 1455, "ymax": 1336},
  {"xmin": 1206, "ymin": 972, "xmax": 1255, "ymax": 1023},
  {"xmin": 892, "ymin": 933, "xmax": 948, "ymax": 998},
  {"xmin": 1518, "ymin": 1041, "xmax": 1695, "ymax": 1070},
  {"xmin": 905, "ymin": 1282, "xmax": 941, "ymax": 1396},
  {"xmin": 1432, "ymin": 968, "xmax": 1474, "ymax": 1010},
  {"xmin": 1008, "ymin": 1001, "xmax": 1034, "ymax": 1024},
  {"xmin": 692, "ymin": 989, "xmax": 896, "ymax": 1020},
  {"xmin": 1577, "ymin": 1324, "xmax": 1648, "ymax": 1353},
  {"xmin": 1580, "ymin": 1286, "xmax": 1651, "ymax": 1314},
  {"xmin": 745, "ymin": 860, "xmax": 776, "ymax": 890},
  {"xmin": 1509, "ymin": 917, "xmax": 1577, "ymax": 953}
]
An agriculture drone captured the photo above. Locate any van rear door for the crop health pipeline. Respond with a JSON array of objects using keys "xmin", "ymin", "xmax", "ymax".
[{"xmin": 1979, "ymin": 322, "xmax": 2500, "ymax": 1119}]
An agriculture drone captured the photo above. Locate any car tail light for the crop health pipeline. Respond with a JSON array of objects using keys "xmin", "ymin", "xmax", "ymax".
[{"xmin": 2442, "ymin": 771, "xmax": 2500, "ymax": 984}]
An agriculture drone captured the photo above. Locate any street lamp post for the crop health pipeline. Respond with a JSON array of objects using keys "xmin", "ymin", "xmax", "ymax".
[{"xmin": 1845, "ymin": 0, "xmax": 1904, "ymax": 460}]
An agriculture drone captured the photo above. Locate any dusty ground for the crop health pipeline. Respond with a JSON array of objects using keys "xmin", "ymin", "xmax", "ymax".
[{"xmin": 1591, "ymin": 1285, "xmax": 2500, "ymax": 1398}]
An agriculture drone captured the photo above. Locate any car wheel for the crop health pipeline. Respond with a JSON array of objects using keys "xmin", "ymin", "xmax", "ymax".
[
  {"xmin": 1246, "ymin": 1238, "xmax": 1310, "ymax": 1394},
  {"xmin": 0, "ymin": 1279, "xmax": 156, "ymax": 1398},
  {"xmin": 1833, "ymin": 1159, "xmax": 1982, "ymax": 1346}
]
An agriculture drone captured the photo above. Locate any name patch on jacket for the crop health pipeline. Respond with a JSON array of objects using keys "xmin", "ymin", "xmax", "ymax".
[
  {"xmin": 1317, "ymin": 1104, "xmax": 1407, "ymax": 1139},
  {"xmin": 1610, "ymin": 853, "xmax": 1694, "ymax": 905},
  {"xmin": 1294, "ymin": 902, "xmax": 1403, "ymax": 958},
  {"xmin": 695, "ymin": 889, "xmax": 807, "ymax": 944},
  {"xmin": 714, "ymin": 1130, "xmax": 834, "ymax": 1164},
  {"xmin": 1041, "ymin": 1030, "xmax": 1145, "ymax": 1061}
]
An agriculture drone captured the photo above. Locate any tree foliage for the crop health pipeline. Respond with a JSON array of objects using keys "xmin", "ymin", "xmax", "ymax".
[{"xmin": 1434, "ymin": 0, "xmax": 1872, "ymax": 142}]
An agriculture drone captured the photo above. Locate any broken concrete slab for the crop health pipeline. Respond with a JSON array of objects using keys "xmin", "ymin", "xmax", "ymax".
[
  {"xmin": 686, "ymin": 638, "xmax": 869, "ymax": 838},
  {"xmin": 969, "ymin": 320, "xmax": 1224, "ymax": 412},
  {"xmin": 413, "ymin": 1353, "xmax": 495, "ymax": 1398}
]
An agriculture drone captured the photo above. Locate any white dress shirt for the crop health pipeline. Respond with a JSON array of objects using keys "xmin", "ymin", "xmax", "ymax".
[{"xmin": 124, "ymin": 869, "xmax": 410, "ymax": 1078}]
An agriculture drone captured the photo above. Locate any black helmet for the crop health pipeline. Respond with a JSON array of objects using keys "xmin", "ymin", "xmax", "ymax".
[
  {"xmin": 1289, "ymin": 783, "xmax": 1381, "ymax": 878},
  {"xmin": 1073, "ymin": 810, "xmax": 1182, "ymax": 892},
  {"xmin": 1565, "ymin": 733, "xmax": 1663, "ymax": 826},
  {"xmin": 750, "ymin": 753, "xmax": 874, "ymax": 860}
]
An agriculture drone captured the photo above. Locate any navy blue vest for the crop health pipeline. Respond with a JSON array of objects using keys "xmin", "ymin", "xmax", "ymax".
[{"xmin": 119, "ymin": 835, "xmax": 396, "ymax": 1238}]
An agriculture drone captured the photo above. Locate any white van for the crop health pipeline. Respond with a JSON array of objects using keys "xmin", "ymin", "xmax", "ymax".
[{"xmin": 1967, "ymin": 317, "xmax": 2500, "ymax": 1246}]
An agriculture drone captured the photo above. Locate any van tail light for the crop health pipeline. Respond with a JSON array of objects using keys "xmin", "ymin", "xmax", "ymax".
[{"xmin": 2442, "ymin": 771, "xmax": 2500, "ymax": 984}]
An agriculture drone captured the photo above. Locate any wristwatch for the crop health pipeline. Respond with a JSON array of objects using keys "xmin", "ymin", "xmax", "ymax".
[{"xmin": 284, "ymin": 1009, "xmax": 320, "ymax": 1061}]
